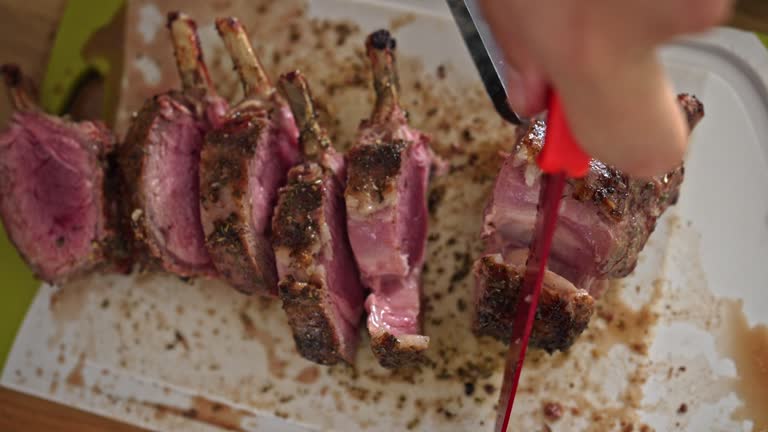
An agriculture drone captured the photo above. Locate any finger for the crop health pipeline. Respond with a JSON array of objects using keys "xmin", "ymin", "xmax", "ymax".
[
  {"xmin": 634, "ymin": 0, "xmax": 734, "ymax": 42},
  {"xmin": 506, "ymin": 67, "xmax": 548, "ymax": 116},
  {"xmin": 553, "ymin": 51, "xmax": 689, "ymax": 177},
  {"xmin": 477, "ymin": 0, "xmax": 549, "ymax": 115}
]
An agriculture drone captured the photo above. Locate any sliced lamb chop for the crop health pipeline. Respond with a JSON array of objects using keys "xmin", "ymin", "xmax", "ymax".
[
  {"xmin": 474, "ymin": 94, "xmax": 705, "ymax": 349},
  {"xmin": 0, "ymin": 65, "xmax": 118, "ymax": 283},
  {"xmin": 118, "ymin": 12, "xmax": 228, "ymax": 277},
  {"xmin": 474, "ymin": 253, "xmax": 594, "ymax": 352},
  {"xmin": 200, "ymin": 17, "xmax": 300, "ymax": 294},
  {"xmin": 345, "ymin": 30, "xmax": 434, "ymax": 368},
  {"xmin": 272, "ymin": 71, "xmax": 364, "ymax": 365}
]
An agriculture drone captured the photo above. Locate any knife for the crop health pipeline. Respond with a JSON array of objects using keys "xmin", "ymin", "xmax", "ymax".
[
  {"xmin": 446, "ymin": 2, "xmax": 590, "ymax": 431},
  {"xmin": 445, "ymin": 0, "xmax": 522, "ymax": 124}
]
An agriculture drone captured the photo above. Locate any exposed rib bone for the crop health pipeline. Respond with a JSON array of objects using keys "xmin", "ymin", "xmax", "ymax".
[
  {"xmin": 1, "ymin": 64, "xmax": 38, "ymax": 112},
  {"xmin": 277, "ymin": 71, "xmax": 331, "ymax": 162},
  {"xmin": 215, "ymin": 17, "xmax": 272, "ymax": 99},
  {"xmin": 167, "ymin": 12, "xmax": 214, "ymax": 93},
  {"xmin": 366, "ymin": 29, "xmax": 401, "ymax": 123}
]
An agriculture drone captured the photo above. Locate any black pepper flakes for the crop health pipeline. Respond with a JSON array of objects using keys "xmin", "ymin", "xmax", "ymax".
[
  {"xmin": 406, "ymin": 417, "xmax": 421, "ymax": 430},
  {"xmin": 464, "ymin": 382, "xmax": 475, "ymax": 396},
  {"xmin": 462, "ymin": 129, "xmax": 474, "ymax": 142},
  {"xmin": 457, "ymin": 298, "xmax": 467, "ymax": 312},
  {"xmin": 428, "ymin": 185, "xmax": 446, "ymax": 216},
  {"xmin": 450, "ymin": 251, "xmax": 472, "ymax": 284},
  {"xmin": 436, "ymin": 64, "xmax": 446, "ymax": 79}
]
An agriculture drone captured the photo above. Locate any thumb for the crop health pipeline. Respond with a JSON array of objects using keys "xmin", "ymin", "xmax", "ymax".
[
  {"xmin": 506, "ymin": 67, "xmax": 548, "ymax": 117},
  {"xmin": 552, "ymin": 52, "xmax": 689, "ymax": 177}
]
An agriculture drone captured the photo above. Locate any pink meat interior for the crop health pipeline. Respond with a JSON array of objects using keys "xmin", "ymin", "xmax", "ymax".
[
  {"xmin": 483, "ymin": 156, "xmax": 617, "ymax": 294},
  {"xmin": 322, "ymin": 172, "xmax": 364, "ymax": 348},
  {"xmin": 248, "ymin": 105, "xmax": 301, "ymax": 237},
  {"xmin": 362, "ymin": 136, "xmax": 431, "ymax": 337},
  {"xmin": 143, "ymin": 109, "xmax": 210, "ymax": 269},
  {"xmin": 0, "ymin": 112, "xmax": 103, "ymax": 280}
]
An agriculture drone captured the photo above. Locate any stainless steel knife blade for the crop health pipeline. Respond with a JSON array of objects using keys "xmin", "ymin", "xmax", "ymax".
[{"xmin": 445, "ymin": 0, "xmax": 523, "ymax": 124}]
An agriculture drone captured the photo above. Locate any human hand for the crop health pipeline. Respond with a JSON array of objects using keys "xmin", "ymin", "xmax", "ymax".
[{"xmin": 479, "ymin": 0, "xmax": 733, "ymax": 176}]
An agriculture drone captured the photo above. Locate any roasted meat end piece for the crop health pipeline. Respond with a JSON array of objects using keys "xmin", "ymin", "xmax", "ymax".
[
  {"xmin": 273, "ymin": 71, "xmax": 364, "ymax": 365},
  {"xmin": 474, "ymin": 95, "xmax": 704, "ymax": 352},
  {"xmin": 473, "ymin": 254, "xmax": 595, "ymax": 352},
  {"xmin": 0, "ymin": 64, "xmax": 118, "ymax": 284},
  {"xmin": 199, "ymin": 17, "xmax": 299, "ymax": 294},
  {"xmin": 345, "ymin": 29, "xmax": 435, "ymax": 368},
  {"xmin": 117, "ymin": 12, "xmax": 227, "ymax": 277},
  {"xmin": 482, "ymin": 94, "xmax": 704, "ymax": 293}
]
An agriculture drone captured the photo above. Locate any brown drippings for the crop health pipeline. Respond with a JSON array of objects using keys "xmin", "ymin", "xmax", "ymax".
[
  {"xmin": 722, "ymin": 301, "xmax": 768, "ymax": 430},
  {"xmin": 65, "ymin": 353, "xmax": 86, "ymax": 387},
  {"xmin": 295, "ymin": 366, "xmax": 320, "ymax": 384},
  {"xmin": 49, "ymin": 372, "xmax": 59, "ymax": 394},
  {"xmin": 588, "ymin": 279, "xmax": 663, "ymax": 357},
  {"xmin": 50, "ymin": 278, "xmax": 98, "ymax": 322},
  {"xmin": 239, "ymin": 308, "xmax": 288, "ymax": 378},
  {"xmin": 150, "ymin": 396, "xmax": 250, "ymax": 432}
]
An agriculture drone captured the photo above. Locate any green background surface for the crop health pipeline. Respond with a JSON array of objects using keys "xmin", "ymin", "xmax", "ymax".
[
  {"xmin": 0, "ymin": 226, "xmax": 37, "ymax": 368},
  {"xmin": 0, "ymin": 31, "xmax": 767, "ymax": 371},
  {"xmin": 0, "ymin": 0, "xmax": 124, "ymax": 370}
]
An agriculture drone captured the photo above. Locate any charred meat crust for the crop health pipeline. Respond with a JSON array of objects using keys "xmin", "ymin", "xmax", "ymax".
[
  {"xmin": 273, "ymin": 163, "xmax": 354, "ymax": 364},
  {"xmin": 473, "ymin": 256, "xmax": 595, "ymax": 352},
  {"xmin": 368, "ymin": 29, "xmax": 397, "ymax": 50},
  {"xmin": 370, "ymin": 333, "xmax": 428, "ymax": 369},
  {"xmin": 279, "ymin": 277, "xmax": 345, "ymax": 365},
  {"xmin": 516, "ymin": 120, "xmax": 684, "ymax": 225},
  {"xmin": 87, "ymin": 123, "xmax": 123, "ymax": 274},
  {"xmin": 518, "ymin": 94, "xmax": 702, "ymax": 225},
  {"xmin": 200, "ymin": 106, "xmax": 274, "ymax": 294},
  {"xmin": 271, "ymin": 163, "xmax": 324, "ymax": 263},
  {"xmin": 678, "ymin": 93, "xmax": 705, "ymax": 130},
  {"xmin": 200, "ymin": 107, "xmax": 266, "ymax": 205},
  {"xmin": 345, "ymin": 140, "xmax": 406, "ymax": 204},
  {"xmin": 513, "ymin": 94, "xmax": 703, "ymax": 278},
  {"xmin": 103, "ymin": 150, "xmax": 133, "ymax": 273}
]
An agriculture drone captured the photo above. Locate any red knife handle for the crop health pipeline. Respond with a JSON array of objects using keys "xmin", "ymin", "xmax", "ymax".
[{"xmin": 537, "ymin": 92, "xmax": 590, "ymax": 177}]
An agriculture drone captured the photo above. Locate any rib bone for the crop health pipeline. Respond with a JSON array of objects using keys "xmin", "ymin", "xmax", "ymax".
[
  {"xmin": 277, "ymin": 71, "xmax": 332, "ymax": 162},
  {"xmin": 215, "ymin": 17, "xmax": 272, "ymax": 99},
  {"xmin": 366, "ymin": 29, "xmax": 401, "ymax": 123},
  {"xmin": 167, "ymin": 12, "xmax": 214, "ymax": 93}
]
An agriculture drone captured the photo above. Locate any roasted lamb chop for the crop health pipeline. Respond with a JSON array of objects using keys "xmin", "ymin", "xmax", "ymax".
[
  {"xmin": 474, "ymin": 94, "xmax": 705, "ymax": 351},
  {"xmin": 199, "ymin": 17, "xmax": 300, "ymax": 295},
  {"xmin": 345, "ymin": 30, "xmax": 435, "ymax": 368},
  {"xmin": 0, "ymin": 65, "xmax": 118, "ymax": 283},
  {"xmin": 272, "ymin": 71, "xmax": 364, "ymax": 365},
  {"xmin": 118, "ymin": 12, "xmax": 227, "ymax": 278}
]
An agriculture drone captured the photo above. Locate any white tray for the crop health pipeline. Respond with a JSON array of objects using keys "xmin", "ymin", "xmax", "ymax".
[{"xmin": 3, "ymin": 1, "xmax": 767, "ymax": 431}]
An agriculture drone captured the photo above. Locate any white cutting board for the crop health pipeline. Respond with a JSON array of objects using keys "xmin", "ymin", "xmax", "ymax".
[{"xmin": 2, "ymin": 1, "xmax": 767, "ymax": 431}]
